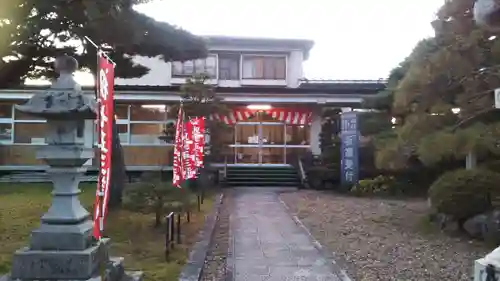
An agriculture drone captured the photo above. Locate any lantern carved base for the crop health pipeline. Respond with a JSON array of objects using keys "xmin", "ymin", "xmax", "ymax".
[{"xmin": 1, "ymin": 238, "xmax": 143, "ymax": 281}]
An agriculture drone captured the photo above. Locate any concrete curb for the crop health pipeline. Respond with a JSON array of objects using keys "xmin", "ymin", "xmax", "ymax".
[
  {"xmin": 224, "ymin": 191, "xmax": 235, "ymax": 281},
  {"xmin": 178, "ymin": 193, "xmax": 224, "ymax": 281},
  {"xmin": 277, "ymin": 194, "xmax": 353, "ymax": 281}
]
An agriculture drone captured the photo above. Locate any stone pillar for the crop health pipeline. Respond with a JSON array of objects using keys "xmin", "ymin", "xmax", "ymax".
[{"xmin": 0, "ymin": 55, "xmax": 142, "ymax": 281}]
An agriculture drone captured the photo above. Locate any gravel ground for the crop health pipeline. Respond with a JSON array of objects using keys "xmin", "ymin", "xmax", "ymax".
[
  {"xmin": 201, "ymin": 191, "xmax": 231, "ymax": 281},
  {"xmin": 280, "ymin": 190, "xmax": 490, "ymax": 281}
]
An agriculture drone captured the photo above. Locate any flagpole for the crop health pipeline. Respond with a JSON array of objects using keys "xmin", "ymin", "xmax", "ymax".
[
  {"xmin": 89, "ymin": 40, "xmax": 104, "ymax": 242},
  {"xmin": 173, "ymin": 100, "xmax": 185, "ymax": 188},
  {"xmin": 84, "ymin": 36, "xmax": 116, "ymax": 66},
  {"xmin": 181, "ymin": 101, "xmax": 187, "ymax": 189}
]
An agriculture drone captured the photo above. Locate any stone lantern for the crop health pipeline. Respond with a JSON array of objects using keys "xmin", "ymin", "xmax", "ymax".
[{"xmin": 0, "ymin": 55, "xmax": 142, "ymax": 281}]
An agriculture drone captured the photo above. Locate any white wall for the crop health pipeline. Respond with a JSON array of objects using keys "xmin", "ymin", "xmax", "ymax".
[
  {"xmin": 287, "ymin": 50, "xmax": 304, "ymax": 88},
  {"xmin": 115, "ymin": 56, "xmax": 172, "ymax": 86},
  {"xmin": 115, "ymin": 48, "xmax": 306, "ymax": 88},
  {"xmin": 309, "ymin": 107, "xmax": 322, "ymax": 155}
]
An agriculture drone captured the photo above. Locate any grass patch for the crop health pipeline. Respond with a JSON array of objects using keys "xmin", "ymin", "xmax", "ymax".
[{"xmin": 0, "ymin": 182, "xmax": 214, "ymax": 281}]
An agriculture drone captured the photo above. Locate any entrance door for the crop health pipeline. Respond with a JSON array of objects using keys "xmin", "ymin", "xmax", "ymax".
[
  {"xmin": 234, "ymin": 122, "xmax": 261, "ymax": 164},
  {"xmin": 233, "ymin": 113, "xmax": 285, "ymax": 164},
  {"xmin": 260, "ymin": 122, "xmax": 285, "ymax": 164}
]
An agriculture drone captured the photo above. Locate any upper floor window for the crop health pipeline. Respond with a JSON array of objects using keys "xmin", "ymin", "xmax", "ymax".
[
  {"xmin": 242, "ymin": 55, "xmax": 286, "ymax": 80},
  {"xmin": 172, "ymin": 54, "xmax": 217, "ymax": 78},
  {"xmin": 218, "ymin": 54, "xmax": 240, "ymax": 80}
]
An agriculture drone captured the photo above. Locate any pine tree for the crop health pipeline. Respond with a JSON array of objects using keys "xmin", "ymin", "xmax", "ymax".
[
  {"xmin": 0, "ymin": 0, "xmax": 207, "ymax": 87},
  {"xmin": 0, "ymin": 1, "xmax": 208, "ymax": 208}
]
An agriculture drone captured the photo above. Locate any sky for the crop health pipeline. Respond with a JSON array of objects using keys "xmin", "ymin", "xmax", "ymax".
[
  {"xmin": 135, "ymin": 0, "xmax": 442, "ymax": 80},
  {"xmin": 25, "ymin": 0, "xmax": 442, "ymax": 85}
]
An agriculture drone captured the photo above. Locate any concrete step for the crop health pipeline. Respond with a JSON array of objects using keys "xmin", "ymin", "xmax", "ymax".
[
  {"xmin": 227, "ymin": 181, "xmax": 300, "ymax": 187},
  {"xmin": 227, "ymin": 176, "xmax": 299, "ymax": 182},
  {"xmin": 225, "ymin": 165, "xmax": 301, "ymax": 188}
]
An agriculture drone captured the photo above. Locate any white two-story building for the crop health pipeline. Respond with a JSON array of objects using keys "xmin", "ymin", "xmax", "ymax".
[{"xmin": 0, "ymin": 36, "xmax": 385, "ymax": 171}]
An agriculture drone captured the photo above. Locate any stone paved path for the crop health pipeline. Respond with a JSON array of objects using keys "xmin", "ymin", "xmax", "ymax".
[{"xmin": 230, "ymin": 188, "xmax": 346, "ymax": 281}]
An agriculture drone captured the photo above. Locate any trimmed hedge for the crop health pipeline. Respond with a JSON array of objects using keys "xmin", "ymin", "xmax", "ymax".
[{"xmin": 428, "ymin": 168, "xmax": 500, "ymax": 220}]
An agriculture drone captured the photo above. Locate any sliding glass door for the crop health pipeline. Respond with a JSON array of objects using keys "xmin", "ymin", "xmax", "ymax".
[
  {"xmin": 233, "ymin": 122, "xmax": 285, "ymax": 164},
  {"xmin": 230, "ymin": 112, "xmax": 310, "ymax": 165}
]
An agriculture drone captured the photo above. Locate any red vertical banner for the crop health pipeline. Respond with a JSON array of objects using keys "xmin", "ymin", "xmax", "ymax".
[
  {"xmin": 184, "ymin": 119, "xmax": 196, "ymax": 179},
  {"xmin": 172, "ymin": 107, "xmax": 184, "ymax": 187},
  {"xmin": 93, "ymin": 54, "xmax": 115, "ymax": 240},
  {"xmin": 191, "ymin": 117, "xmax": 205, "ymax": 169}
]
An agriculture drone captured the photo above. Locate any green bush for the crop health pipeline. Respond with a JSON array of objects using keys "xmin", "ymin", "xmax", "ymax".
[
  {"xmin": 306, "ymin": 166, "xmax": 337, "ymax": 189},
  {"xmin": 428, "ymin": 168, "xmax": 500, "ymax": 220},
  {"xmin": 350, "ymin": 175, "xmax": 397, "ymax": 196},
  {"xmin": 350, "ymin": 174, "xmax": 419, "ymax": 196},
  {"xmin": 123, "ymin": 178, "xmax": 194, "ymax": 227}
]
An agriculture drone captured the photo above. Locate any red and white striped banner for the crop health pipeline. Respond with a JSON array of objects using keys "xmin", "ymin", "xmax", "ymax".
[
  {"xmin": 209, "ymin": 107, "xmax": 312, "ymax": 125},
  {"xmin": 209, "ymin": 108, "xmax": 255, "ymax": 125},
  {"xmin": 265, "ymin": 108, "xmax": 312, "ymax": 125},
  {"xmin": 210, "ymin": 108, "xmax": 311, "ymax": 125}
]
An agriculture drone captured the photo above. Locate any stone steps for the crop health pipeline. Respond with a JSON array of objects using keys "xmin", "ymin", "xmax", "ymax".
[{"xmin": 225, "ymin": 166, "xmax": 301, "ymax": 188}]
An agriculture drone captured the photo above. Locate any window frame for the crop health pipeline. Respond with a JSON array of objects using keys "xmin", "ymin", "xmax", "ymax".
[
  {"xmin": 0, "ymin": 104, "xmax": 14, "ymax": 144},
  {"xmin": 218, "ymin": 54, "xmax": 241, "ymax": 80},
  {"xmin": 93, "ymin": 104, "xmax": 175, "ymax": 146},
  {"xmin": 241, "ymin": 54, "xmax": 287, "ymax": 80},
  {"xmin": 171, "ymin": 54, "xmax": 218, "ymax": 79},
  {"xmin": 13, "ymin": 121, "xmax": 48, "ymax": 145},
  {"xmin": 0, "ymin": 104, "xmax": 50, "ymax": 145}
]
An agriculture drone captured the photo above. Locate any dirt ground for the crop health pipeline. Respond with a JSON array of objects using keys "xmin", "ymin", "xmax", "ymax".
[{"xmin": 280, "ymin": 190, "xmax": 490, "ymax": 281}]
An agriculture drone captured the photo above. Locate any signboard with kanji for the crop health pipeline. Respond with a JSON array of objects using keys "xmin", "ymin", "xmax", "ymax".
[{"xmin": 340, "ymin": 111, "xmax": 359, "ymax": 185}]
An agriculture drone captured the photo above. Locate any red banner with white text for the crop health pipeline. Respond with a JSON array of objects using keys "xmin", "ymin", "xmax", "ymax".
[
  {"xmin": 192, "ymin": 117, "xmax": 205, "ymax": 168},
  {"xmin": 173, "ymin": 112, "xmax": 205, "ymax": 185},
  {"xmin": 184, "ymin": 120, "xmax": 196, "ymax": 179},
  {"xmin": 93, "ymin": 54, "xmax": 115, "ymax": 240}
]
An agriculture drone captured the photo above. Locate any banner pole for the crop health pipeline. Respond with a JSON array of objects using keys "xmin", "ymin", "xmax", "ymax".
[
  {"xmin": 95, "ymin": 50, "xmax": 103, "ymax": 241},
  {"xmin": 84, "ymin": 36, "xmax": 116, "ymax": 66},
  {"xmin": 97, "ymin": 51, "xmax": 105, "ymax": 241},
  {"xmin": 181, "ymin": 102, "xmax": 187, "ymax": 187}
]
